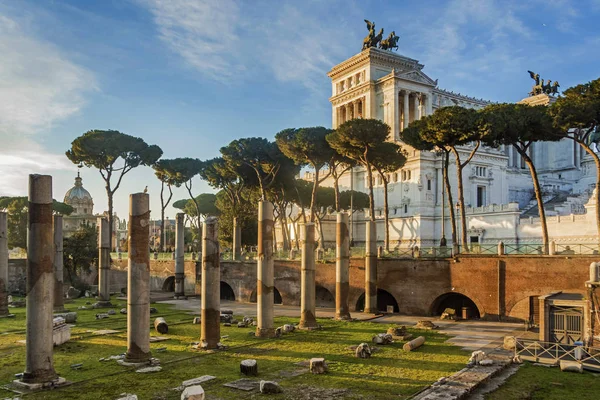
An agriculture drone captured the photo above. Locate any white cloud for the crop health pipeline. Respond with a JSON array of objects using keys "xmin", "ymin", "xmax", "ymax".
[
  {"xmin": 0, "ymin": 13, "xmax": 96, "ymax": 196},
  {"xmin": 140, "ymin": 0, "xmax": 348, "ymax": 94}
]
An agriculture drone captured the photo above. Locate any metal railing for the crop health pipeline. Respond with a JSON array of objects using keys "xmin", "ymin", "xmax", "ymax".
[{"xmin": 515, "ymin": 338, "xmax": 600, "ymax": 372}]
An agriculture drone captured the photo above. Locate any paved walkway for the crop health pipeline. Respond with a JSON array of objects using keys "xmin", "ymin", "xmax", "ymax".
[{"xmin": 159, "ymin": 298, "xmax": 523, "ymax": 352}]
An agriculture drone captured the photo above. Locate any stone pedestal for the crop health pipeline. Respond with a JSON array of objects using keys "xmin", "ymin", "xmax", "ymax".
[
  {"xmin": 201, "ymin": 217, "xmax": 220, "ymax": 349},
  {"xmin": 0, "ymin": 212, "xmax": 10, "ymax": 317},
  {"xmin": 364, "ymin": 221, "xmax": 378, "ymax": 314},
  {"xmin": 299, "ymin": 223, "xmax": 317, "ymax": 329},
  {"xmin": 335, "ymin": 213, "xmax": 351, "ymax": 320},
  {"xmin": 96, "ymin": 217, "xmax": 112, "ymax": 307},
  {"xmin": 233, "ymin": 217, "xmax": 242, "ymax": 261},
  {"xmin": 21, "ymin": 175, "xmax": 59, "ymax": 383},
  {"xmin": 256, "ymin": 201, "xmax": 276, "ymax": 338},
  {"xmin": 174, "ymin": 213, "xmax": 186, "ymax": 299},
  {"xmin": 124, "ymin": 193, "xmax": 151, "ymax": 364}
]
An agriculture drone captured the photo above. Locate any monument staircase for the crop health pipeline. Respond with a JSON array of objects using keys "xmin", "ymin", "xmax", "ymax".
[{"xmin": 521, "ymin": 190, "xmax": 591, "ymax": 217}]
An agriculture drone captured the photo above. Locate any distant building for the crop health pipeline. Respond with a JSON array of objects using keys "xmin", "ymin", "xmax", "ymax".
[{"xmin": 62, "ymin": 172, "xmax": 96, "ymax": 236}]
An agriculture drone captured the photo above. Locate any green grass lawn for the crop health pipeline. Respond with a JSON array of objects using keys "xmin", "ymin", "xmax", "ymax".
[
  {"xmin": 485, "ymin": 362, "xmax": 600, "ymax": 400},
  {"xmin": 1, "ymin": 298, "xmax": 470, "ymax": 399}
]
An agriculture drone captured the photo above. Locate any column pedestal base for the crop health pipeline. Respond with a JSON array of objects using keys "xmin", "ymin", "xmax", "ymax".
[{"xmin": 12, "ymin": 377, "xmax": 68, "ymax": 393}]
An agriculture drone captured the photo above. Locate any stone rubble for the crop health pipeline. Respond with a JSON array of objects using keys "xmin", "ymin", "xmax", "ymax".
[
  {"xmin": 372, "ymin": 333, "xmax": 393, "ymax": 345},
  {"xmin": 115, "ymin": 393, "xmax": 138, "ymax": 400},
  {"xmin": 309, "ymin": 358, "xmax": 328, "ymax": 374},
  {"xmin": 415, "ymin": 320, "xmax": 439, "ymax": 330},
  {"xmin": 260, "ymin": 380, "xmax": 283, "ymax": 394},
  {"xmin": 355, "ymin": 343, "xmax": 372, "ymax": 359},
  {"xmin": 181, "ymin": 385, "xmax": 205, "ymax": 400}
]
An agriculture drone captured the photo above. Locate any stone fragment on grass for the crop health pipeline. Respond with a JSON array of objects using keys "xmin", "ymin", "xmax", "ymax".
[
  {"xmin": 181, "ymin": 375, "xmax": 216, "ymax": 388},
  {"xmin": 559, "ymin": 360, "xmax": 582, "ymax": 373},
  {"xmin": 355, "ymin": 343, "xmax": 371, "ymax": 358},
  {"xmin": 149, "ymin": 307, "xmax": 158, "ymax": 314},
  {"xmin": 223, "ymin": 323, "xmax": 231, "ymax": 327},
  {"xmin": 96, "ymin": 313, "xmax": 109, "ymax": 320},
  {"xmin": 260, "ymin": 380, "xmax": 282, "ymax": 394},
  {"xmin": 283, "ymin": 324, "xmax": 295, "ymax": 333},
  {"xmin": 120, "ymin": 308, "xmax": 127, "ymax": 314},
  {"xmin": 275, "ymin": 327, "xmax": 283, "ymax": 337},
  {"xmin": 237, "ymin": 322, "xmax": 246, "ymax": 328},
  {"xmin": 387, "ymin": 326, "xmax": 406, "ymax": 337},
  {"xmin": 115, "ymin": 393, "xmax": 138, "ymax": 400},
  {"xmin": 503, "ymin": 336, "xmax": 516, "ymax": 351},
  {"xmin": 240, "ymin": 359, "xmax": 258, "ymax": 376},
  {"xmin": 67, "ymin": 286, "xmax": 81, "ymax": 299},
  {"xmin": 372, "ymin": 333, "xmax": 393, "ymax": 345},
  {"xmin": 136, "ymin": 366, "xmax": 162, "ymax": 373},
  {"xmin": 54, "ymin": 312, "xmax": 78, "ymax": 323},
  {"xmin": 181, "ymin": 385, "xmax": 205, "ymax": 400},
  {"xmin": 193, "ymin": 317, "xmax": 200, "ymax": 324},
  {"xmin": 415, "ymin": 320, "xmax": 438, "ymax": 330},
  {"xmin": 107, "ymin": 309, "xmax": 116, "ymax": 315},
  {"xmin": 309, "ymin": 358, "xmax": 328, "ymax": 374},
  {"xmin": 479, "ymin": 359, "xmax": 494, "ymax": 366}
]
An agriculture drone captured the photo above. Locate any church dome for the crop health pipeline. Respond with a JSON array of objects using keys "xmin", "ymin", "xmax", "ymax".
[{"xmin": 64, "ymin": 173, "xmax": 93, "ymax": 204}]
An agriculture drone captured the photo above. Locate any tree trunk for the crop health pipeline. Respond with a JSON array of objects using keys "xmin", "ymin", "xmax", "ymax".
[
  {"xmin": 451, "ymin": 148, "xmax": 468, "ymax": 252},
  {"xmin": 383, "ymin": 178, "xmax": 390, "ymax": 252},
  {"xmin": 443, "ymin": 152, "xmax": 457, "ymax": 248},
  {"xmin": 365, "ymin": 163, "xmax": 375, "ymax": 222},
  {"xmin": 517, "ymin": 146, "xmax": 549, "ymax": 253},
  {"xmin": 310, "ymin": 167, "xmax": 320, "ymax": 222},
  {"xmin": 316, "ymin": 214, "xmax": 325, "ymax": 249},
  {"xmin": 579, "ymin": 142, "xmax": 600, "ymax": 241},
  {"xmin": 160, "ymin": 181, "xmax": 166, "ymax": 252},
  {"xmin": 107, "ymin": 190, "xmax": 114, "ymax": 252}
]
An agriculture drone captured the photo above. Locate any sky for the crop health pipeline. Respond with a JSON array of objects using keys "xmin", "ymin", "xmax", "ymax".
[{"xmin": 1, "ymin": 0, "xmax": 600, "ymax": 220}]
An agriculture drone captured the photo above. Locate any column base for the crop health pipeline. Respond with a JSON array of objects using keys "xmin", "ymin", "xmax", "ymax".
[
  {"xmin": 255, "ymin": 327, "xmax": 276, "ymax": 338},
  {"xmin": 118, "ymin": 358, "xmax": 154, "ymax": 367},
  {"xmin": 93, "ymin": 301, "xmax": 113, "ymax": 309},
  {"xmin": 173, "ymin": 294, "xmax": 188, "ymax": 300},
  {"xmin": 334, "ymin": 313, "xmax": 352, "ymax": 321},
  {"xmin": 12, "ymin": 377, "xmax": 68, "ymax": 392},
  {"xmin": 363, "ymin": 307, "xmax": 379, "ymax": 314}
]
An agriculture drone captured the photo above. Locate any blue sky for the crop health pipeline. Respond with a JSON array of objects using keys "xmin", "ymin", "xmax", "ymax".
[{"xmin": 1, "ymin": 0, "xmax": 600, "ymax": 219}]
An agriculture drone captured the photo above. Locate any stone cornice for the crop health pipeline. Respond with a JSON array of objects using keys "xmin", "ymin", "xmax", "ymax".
[
  {"xmin": 328, "ymin": 47, "xmax": 423, "ymax": 79},
  {"xmin": 433, "ymin": 88, "xmax": 492, "ymax": 106},
  {"xmin": 330, "ymin": 82, "xmax": 374, "ymax": 105}
]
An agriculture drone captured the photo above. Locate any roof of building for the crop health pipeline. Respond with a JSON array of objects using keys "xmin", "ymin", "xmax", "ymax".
[{"xmin": 64, "ymin": 172, "xmax": 93, "ymax": 203}]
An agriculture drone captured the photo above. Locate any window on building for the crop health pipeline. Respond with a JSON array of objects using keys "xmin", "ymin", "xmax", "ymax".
[
  {"xmin": 476, "ymin": 186, "xmax": 486, "ymax": 207},
  {"xmin": 84, "ymin": 208, "xmax": 87, "ymax": 214},
  {"xmin": 401, "ymin": 169, "xmax": 411, "ymax": 181},
  {"xmin": 404, "ymin": 204, "xmax": 408, "ymax": 213},
  {"xmin": 393, "ymin": 172, "xmax": 398, "ymax": 182},
  {"xmin": 475, "ymin": 166, "xmax": 487, "ymax": 177},
  {"xmin": 427, "ymin": 179, "xmax": 431, "ymax": 191}
]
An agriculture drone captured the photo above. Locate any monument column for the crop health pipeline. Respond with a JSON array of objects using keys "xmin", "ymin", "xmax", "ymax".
[
  {"xmin": 426, "ymin": 93, "xmax": 433, "ymax": 116},
  {"xmin": 22, "ymin": 175, "xmax": 58, "ymax": 384},
  {"xmin": 97, "ymin": 217, "xmax": 112, "ymax": 306},
  {"xmin": 346, "ymin": 103, "xmax": 353, "ymax": 120},
  {"xmin": 0, "ymin": 212, "xmax": 9, "ymax": 317},
  {"xmin": 353, "ymin": 100, "xmax": 359, "ymax": 118},
  {"xmin": 364, "ymin": 220, "xmax": 378, "ymax": 314},
  {"xmin": 403, "ymin": 91, "xmax": 410, "ymax": 129},
  {"xmin": 201, "ymin": 217, "xmax": 220, "ymax": 349},
  {"xmin": 393, "ymin": 87, "xmax": 400, "ymax": 140},
  {"xmin": 256, "ymin": 201, "xmax": 276, "ymax": 338},
  {"xmin": 299, "ymin": 223, "xmax": 318, "ymax": 329},
  {"xmin": 124, "ymin": 193, "xmax": 151, "ymax": 364},
  {"xmin": 232, "ymin": 217, "xmax": 242, "ymax": 261},
  {"xmin": 413, "ymin": 93, "xmax": 421, "ymax": 121},
  {"xmin": 335, "ymin": 212, "xmax": 351, "ymax": 320},
  {"xmin": 174, "ymin": 212, "xmax": 186, "ymax": 298},
  {"xmin": 53, "ymin": 215, "xmax": 66, "ymax": 312}
]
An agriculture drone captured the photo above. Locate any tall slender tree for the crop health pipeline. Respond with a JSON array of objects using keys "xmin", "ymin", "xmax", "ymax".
[
  {"xmin": 275, "ymin": 127, "xmax": 334, "ymax": 221},
  {"xmin": 66, "ymin": 130, "xmax": 162, "ymax": 250},
  {"xmin": 370, "ymin": 142, "xmax": 407, "ymax": 251},
  {"xmin": 550, "ymin": 78, "xmax": 600, "ymax": 238},
  {"xmin": 326, "ymin": 119, "xmax": 391, "ymax": 221},
  {"xmin": 481, "ymin": 103, "xmax": 561, "ymax": 253},
  {"xmin": 153, "ymin": 159, "xmax": 188, "ymax": 252}
]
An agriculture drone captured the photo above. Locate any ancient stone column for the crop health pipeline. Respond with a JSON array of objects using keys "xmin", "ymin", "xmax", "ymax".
[
  {"xmin": 0, "ymin": 212, "xmax": 9, "ymax": 317},
  {"xmin": 364, "ymin": 220, "xmax": 378, "ymax": 314},
  {"xmin": 201, "ymin": 217, "xmax": 220, "ymax": 349},
  {"xmin": 174, "ymin": 212, "xmax": 186, "ymax": 298},
  {"xmin": 335, "ymin": 212, "xmax": 351, "ymax": 320},
  {"xmin": 53, "ymin": 215, "xmax": 66, "ymax": 312},
  {"xmin": 299, "ymin": 223, "xmax": 317, "ymax": 329},
  {"xmin": 124, "ymin": 193, "xmax": 151, "ymax": 364},
  {"xmin": 97, "ymin": 217, "xmax": 112, "ymax": 306},
  {"xmin": 403, "ymin": 91, "xmax": 410, "ymax": 129},
  {"xmin": 256, "ymin": 201, "xmax": 276, "ymax": 338},
  {"xmin": 22, "ymin": 174, "xmax": 58, "ymax": 383},
  {"xmin": 233, "ymin": 217, "xmax": 242, "ymax": 261}
]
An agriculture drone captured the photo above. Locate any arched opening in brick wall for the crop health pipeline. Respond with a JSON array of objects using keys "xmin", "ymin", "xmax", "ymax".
[
  {"xmin": 355, "ymin": 289, "xmax": 399, "ymax": 313},
  {"xmin": 315, "ymin": 285, "xmax": 335, "ymax": 308},
  {"xmin": 249, "ymin": 287, "xmax": 283, "ymax": 304},
  {"xmin": 220, "ymin": 281, "xmax": 236, "ymax": 301},
  {"xmin": 430, "ymin": 292, "xmax": 480, "ymax": 319},
  {"xmin": 162, "ymin": 276, "xmax": 175, "ymax": 292}
]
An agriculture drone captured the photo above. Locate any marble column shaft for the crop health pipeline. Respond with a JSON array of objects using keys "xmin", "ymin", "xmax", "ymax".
[
  {"xmin": 232, "ymin": 217, "xmax": 242, "ymax": 261},
  {"xmin": 174, "ymin": 212, "xmax": 185, "ymax": 297},
  {"xmin": 23, "ymin": 174, "xmax": 57, "ymax": 383},
  {"xmin": 125, "ymin": 193, "xmax": 151, "ymax": 363},
  {"xmin": 0, "ymin": 212, "xmax": 9, "ymax": 316},
  {"xmin": 413, "ymin": 93, "xmax": 420, "ymax": 121},
  {"xmin": 201, "ymin": 217, "xmax": 220, "ymax": 349},
  {"xmin": 256, "ymin": 201, "xmax": 275, "ymax": 338},
  {"xmin": 98, "ymin": 217, "xmax": 111, "ymax": 305},
  {"xmin": 403, "ymin": 91, "xmax": 410, "ymax": 129},
  {"xmin": 335, "ymin": 212, "xmax": 351, "ymax": 320},
  {"xmin": 364, "ymin": 220, "xmax": 378, "ymax": 314},
  {"xmin": 53, "ymin": 215, "xmax": 65, "ymax": 312},
  {"xmin": 299, "ymin": 223, "xmax": 317, "ymax": 328}
]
